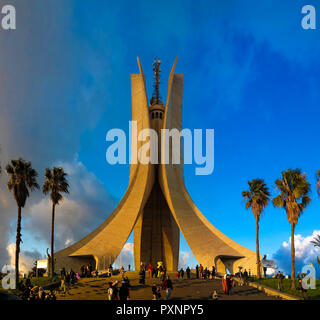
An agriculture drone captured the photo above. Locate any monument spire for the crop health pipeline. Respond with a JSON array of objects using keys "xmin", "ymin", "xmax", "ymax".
[{"xmin": 150, "ymin": 58, "xmax": 163, "ymax": 106}]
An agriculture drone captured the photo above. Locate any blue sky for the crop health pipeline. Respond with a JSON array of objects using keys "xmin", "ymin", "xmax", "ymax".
[{"xmin": 0, "ymin": 0, "xmax": 320, "ymax": 274}]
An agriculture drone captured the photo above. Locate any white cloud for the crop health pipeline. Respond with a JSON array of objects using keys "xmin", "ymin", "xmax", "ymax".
[
  {"xmin": 23, "ymin": 157, "xmax": 116, "ymax": 251},
  {"xmin": 178, "ymin": 251, "xmax": 192, "ymax": 269},
  {"xmin": 113, "ymin": 242, "xmax": 134, "ymax": 270},
  {"xmin": 272, "ymin": 230, "xmax": 320, "ymax": 275},
  {"xmin": 7, "ymin": 243, "xmax": 43, "ymax": 275}
]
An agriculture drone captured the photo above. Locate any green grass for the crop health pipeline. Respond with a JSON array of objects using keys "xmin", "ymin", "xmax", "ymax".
[
  {"xmin": 250, "ymin": 277, "xmax": 320, "ymax": 300},
  {"xmin": 22, "ymin": 276, "xmax": 61, "ymax": 287},
  {"xmin": 0, "ymin": 276, "xmax": 60, "ymax": 297}
]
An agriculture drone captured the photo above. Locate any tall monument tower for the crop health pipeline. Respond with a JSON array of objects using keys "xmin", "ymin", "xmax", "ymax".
[{"xmin": 55, "ymin": 57, "xmax": 259, "ymax": 275}]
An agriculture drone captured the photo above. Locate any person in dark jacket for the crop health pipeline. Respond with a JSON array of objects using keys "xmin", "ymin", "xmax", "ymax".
[
  {"xmin": 119, "ymin": 281, "xmax": 129, "ymax": 300},
  {"xmin": 186, "ymin": 267, "xmax": 191, "ymax": 279}
]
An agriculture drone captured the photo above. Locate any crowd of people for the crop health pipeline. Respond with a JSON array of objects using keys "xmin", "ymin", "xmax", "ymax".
[
  {"xmin": 55, "ymin": 261, "xmax": 310, "ymax": 300},
  {"xmin": 195, "ymin": 264, "xmax": 216, "ymax": 279}
]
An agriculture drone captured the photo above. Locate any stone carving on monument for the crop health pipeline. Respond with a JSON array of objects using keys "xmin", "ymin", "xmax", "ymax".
[{"xmin": 55, "ymin": 57, "xmax": 260, "ymax": 275}]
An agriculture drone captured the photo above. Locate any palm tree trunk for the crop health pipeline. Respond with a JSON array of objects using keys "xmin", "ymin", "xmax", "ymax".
[
  {"xmin": 51, "ymin": 203, "xmax": 55, "ymax": 277},
  {"xmin": 291, "ymin": 223, "xmax": 296, "ymax": 290},
  {"xmin": 256, "ymin": 218, "xmax": 261, "ymax": 279},
  {"xmin": 15, "ymin": 206, "xmax": 22, "ymax": 289}
]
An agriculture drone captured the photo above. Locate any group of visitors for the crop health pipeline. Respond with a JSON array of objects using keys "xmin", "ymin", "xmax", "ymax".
[
  {"xmin": 143, "ymin": 261, "xmax": 167, "ymax": 280},
  {"xmin": 107, "ymin": 277, "xmax": 131, "ymax": 300},
  {"xmin": 236, "ymin": 268, "xmax": 249, "ymax": 286},
  {"xmin": 80, "ymin": 264, "xmax": 94, "ymax": 278},
  {"xmin": 18, "ymin": 278, "xmax": 56, "ymax": 301},
  {"xmin": 60, "ymin": 268, "xmax": 78, "ymax": 294},
  {"xmin": 195, "ymin": 264, "xmax": 216, "ymax": 279},
  {"xmin": 151, "ymin": 275, "xmax": 173, "ymax": 300},
  {"xmin": 221, "ymin": 274, "xmax": 235, "ymax": 295}
]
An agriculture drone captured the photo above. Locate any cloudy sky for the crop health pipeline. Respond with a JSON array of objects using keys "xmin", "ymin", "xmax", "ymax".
[{"xmin": 0, "ymin": 0, "xmax": 320, "ymax": 275}]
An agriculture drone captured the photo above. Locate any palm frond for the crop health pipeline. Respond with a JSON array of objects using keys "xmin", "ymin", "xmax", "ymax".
[{"xmin": 42, "ymin": 167, "xmax": 69, "ymax": 205}]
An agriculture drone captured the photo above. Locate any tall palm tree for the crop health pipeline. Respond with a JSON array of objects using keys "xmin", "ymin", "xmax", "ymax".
[
  {"xmin": 242, "ymin": 179, "xmax": 270, "ymax": 279},
  {"xmin": 42, "ymin": 167, "xmax": 69, "ymax": 276},
  {"xmin": 314, "ymin": 170, "xmax": 320, "ymax": 267},
  {"xmin": 272, "ymin": 169, "xmax": 311, "ymax": 290},
  {"xmin": 5, "ymin": 158, "xmax": 39, "ymax": 288}
]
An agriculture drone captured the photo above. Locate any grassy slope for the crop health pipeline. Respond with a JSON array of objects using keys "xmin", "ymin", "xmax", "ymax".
[{"xmin": 250, "ymin": 278, "xmax": 320, "ymax": 300}]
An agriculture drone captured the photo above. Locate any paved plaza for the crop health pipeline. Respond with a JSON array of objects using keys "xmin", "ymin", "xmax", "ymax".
[{"xmin": 56, "ymin": 271, "xmax": 281, "ymax": 300}]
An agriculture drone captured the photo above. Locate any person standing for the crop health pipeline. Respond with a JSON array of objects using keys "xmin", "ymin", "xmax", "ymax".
[
  {"xmin": 152, "ymin": 282, "xmax": 161, "ymax": 300},
  {"xmin": 222, "ymin": 274, "xmax": 228, "ymax": 294},
  {"xmin": 128, "ymin": 264, "xmax": 131, "ymax": 271},
  {"xmin": 276, "ymin": 271, "xmax": 283, "ymax": 291},
  {"xmin": 107, "ymin": 282, "xmax": 113, "ymax": 300},
  {"xmin": 119, "ymin": 280, "xmax": 129, "ymax": 301},
  {"xmin": 298, "ymin": 278, "xmax": 307, "ymax": 299},
  {"xmin": 64, "ymin": 272, "xmax": 71, "ymax": 294},
  {"xmin": 186, "ymin": 267, "xmax": 191, "ymax": 279},
  {"xmin": 196, "ymin": 265, "xmax": 199, "ymax": 279},
  {"xmin": 60, "ymin": 267, "xmax": 66, "ymax": 279},
  {"xmin": 180, "ymin": 268, "xmax": 185, "ymax": 279},
  {"xmin": 80, "ymin": 265, "xmax": 85, "ymax": 277},
  {"xmin": 139, "ymin": 268, "xmax": 145, "ymax": 285},
  {"xmin": 60, "ymin": 273, "xmax": 66, "ymax": 294},
  {"xmin": 200, "ymin": 264, "xmax": 204, "ymax": 278},
  {"xmin": 147, "ymin": 262, "xmax": 153, "ymax": 278},
  {"xmin": 211, "ymin": 265, "xmax": 216, "ymax": 279},
  {"xmin": 243, "ymin": 269, "xmax": 249, "ymax": 286},
  {"xmin": 162, "ymin": 275, "xmax": 173, "ymax": 300}
]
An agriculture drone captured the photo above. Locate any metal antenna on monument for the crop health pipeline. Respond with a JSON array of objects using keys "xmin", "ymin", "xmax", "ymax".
[{"xmin": 150, "ymin": 57, "xmax": 163, "ymax": 106}]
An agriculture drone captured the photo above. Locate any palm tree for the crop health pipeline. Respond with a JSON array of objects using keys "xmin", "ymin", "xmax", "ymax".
[
  {"xmin": 313, "ymin": 172, "xmax": 320, "ymax": 268},
  {"xmin": 272, "ymin": 169, "xmax": 311, "ymax": 290},
  {"xmin": 316, "ymin": 169, "xmax": 320, "ymax": 197},
  {"xmin": 5, "ymin": 158, "xmax": 39, "ymax": 288},
  {"xmin": 42, "ymin": 167, "xmax": 69, "ymax": 276},
  {"xmin": 242, "ymin": 179, "xmax": 270, "ymax": 279},
  {"xmin": 311, "ymin": 234, "xmax": 320, "ymax": 267}
]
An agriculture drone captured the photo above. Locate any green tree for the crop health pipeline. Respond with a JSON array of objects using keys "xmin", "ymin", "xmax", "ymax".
[
  {"xmin": 316, "ymin": 169, "xmax": 320, "ymax": 197},
  {"xmin": 273, "ymin": 169, "xmax": 311, "ymax": 290},
  {"xmin": 311, "ymin": 235, "xmax": 320, "ymax": 267},
  {"xmin": 242, "ymin": 179, "xmax": 270, "ymax": 279},
  {"xmin": 313, "ymin": 170, "xmax": 320, "ymax": 267},
  {"xmin": 42, "ymin": 167, "xmax": 69, "ymax": 276},
  {"xmin": 6, "ymin": 158, "xmax": 39, "ymax": 288}
]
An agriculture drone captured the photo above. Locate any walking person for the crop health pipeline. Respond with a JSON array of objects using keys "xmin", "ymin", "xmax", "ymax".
[
  {"xmin": 276, "ymin": 271, "xmax": 283, "ymax": 291},
  {"xmin": 162, "ymin": 275, "xmax": 173, "ymax": 300},
  {"xmin": 196, "ymin": 265, "xmax": 199, "ymax": 279}
]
